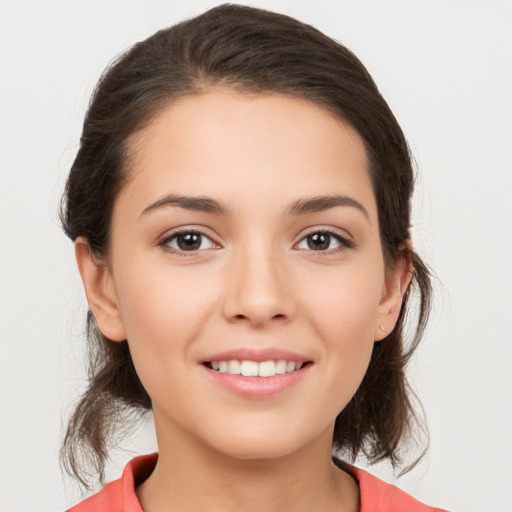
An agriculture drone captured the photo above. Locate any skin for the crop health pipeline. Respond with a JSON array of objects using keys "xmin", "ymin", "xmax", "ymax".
[{"xmin": 76, "ymin": 89, "xmax": 410, "ymax": 512}]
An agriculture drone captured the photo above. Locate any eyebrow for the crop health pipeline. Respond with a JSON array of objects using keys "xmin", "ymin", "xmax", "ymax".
[
  {"xmin": 140, "ymin": 193, "xmax": 369, "ymax": 221},
  {"xmin": 286, "ymin": 195, "xmax": 370, "ymax": 221},
  {"xmin": 140, "ymin": 194, "xmax": 231, "ymax": 217}
]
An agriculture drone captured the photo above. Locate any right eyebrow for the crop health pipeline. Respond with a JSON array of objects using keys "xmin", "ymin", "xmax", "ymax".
[{"xmin": 139, "ymin": 194, "xmax": 231, "ymax": 218}]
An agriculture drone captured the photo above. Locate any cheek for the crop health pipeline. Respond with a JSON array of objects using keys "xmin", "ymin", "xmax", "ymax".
[
  {"xmin": 116, "ymin": 258, "xmax": 216, "ymax": 327},
  {"xmin": 300, "ymin": 266, "xmax": 382, "ymax": 394},
  {"xmin": 303, "ymin": 266, "xmax": 382, "ymax": 341},
  {"xmin": 112, "ymin": 268, "xmax": 220, "ymax": 420},
  {"xmin": 113, "ymin": 264, "xmax": 219, "ymax": 373}
]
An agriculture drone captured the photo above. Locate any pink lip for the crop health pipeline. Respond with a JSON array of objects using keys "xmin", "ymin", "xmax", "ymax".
[
  {"xmin": 201, "ymin": 363, "xmax": 311, "ymax": 398},
  {"xmin": 200, "ymin": 347, "xmax": 311, "ymax": 363},
  {"xmin": 199, "ymin": 347, "xmax": 313, "ymax": 398}
]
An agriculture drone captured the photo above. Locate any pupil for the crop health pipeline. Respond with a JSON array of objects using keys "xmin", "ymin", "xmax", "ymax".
[
  {"xmin": 178, "ymin": 233, "xmax": 201, "ymax": 250},
  {"xmin": 308, "ymin": 233, "xmax": 330, "ymax": 250}
]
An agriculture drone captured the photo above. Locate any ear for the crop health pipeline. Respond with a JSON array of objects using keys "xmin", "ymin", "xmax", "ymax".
[
  {"xmin": 374, "ymin": 244, "xmax": 413, "ymax": 341},
  {"xmin": 74, "ymin": 237, "xmax": 127, "ymax": 342}
]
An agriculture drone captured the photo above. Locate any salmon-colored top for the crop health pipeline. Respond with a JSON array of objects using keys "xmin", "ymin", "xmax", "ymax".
[{"xmin": 67, "ymin": 453, "xmax": 448, "ymax": 512}]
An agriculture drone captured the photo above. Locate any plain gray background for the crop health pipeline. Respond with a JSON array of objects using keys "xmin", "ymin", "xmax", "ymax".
[{"xmin": 1, "ymin": 1, "xmax": 511, "ymax": 511}]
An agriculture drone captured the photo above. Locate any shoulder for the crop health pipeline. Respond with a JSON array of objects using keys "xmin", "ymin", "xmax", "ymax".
[
  {"xmin": 65, "ymin": 478, "xmax": 124, "ymax": 512},
  {"xmin": 66, "ymin": 453, "xmax": 158, "ymax": 512},
  {"xmin": 335, "ymin": 459, "xmax": 449, "ymax": 512}
]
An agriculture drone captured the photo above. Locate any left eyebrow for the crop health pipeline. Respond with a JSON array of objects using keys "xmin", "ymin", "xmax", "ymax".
[{"xmin": 286, "ymin": 194, "xmax": 370, "ymax": 222}]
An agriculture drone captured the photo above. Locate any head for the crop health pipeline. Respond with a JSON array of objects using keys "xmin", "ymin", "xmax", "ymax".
[{"xmin": 61, "ymin": 4, "xmax": 431, "ymax": 487}]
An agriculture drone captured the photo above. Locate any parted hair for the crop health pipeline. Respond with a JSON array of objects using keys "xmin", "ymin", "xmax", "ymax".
[{"xmin": 60, "ymin": 3, "xmax": 432, "ymax": 489}]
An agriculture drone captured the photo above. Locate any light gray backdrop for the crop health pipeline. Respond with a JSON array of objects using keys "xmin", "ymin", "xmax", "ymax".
[{"xmin": 1, "ymin": 1, "xmax": 511, "ymax": 511}]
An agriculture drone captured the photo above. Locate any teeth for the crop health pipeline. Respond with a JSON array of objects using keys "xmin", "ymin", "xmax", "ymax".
[
  {"xmin": 275, "ymin": 360, "xmax": 287, "ymax": 374},
  {"xmin": 240, "ymin": 360, "xmax": 258, "ymax": 377},
  {"xmin": 258, "ymin": 360, "xmax": 276, "ymax": 377},
  {"xmin": 208, "ymin": 359, "xmax": 306, "ymax": 377},
  {"xmin": 228, "ymin": 360, "xmax": 241, "ymax": 374}
]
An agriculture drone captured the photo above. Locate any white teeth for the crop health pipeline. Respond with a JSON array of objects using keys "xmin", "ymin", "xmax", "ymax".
[
  {"xmin": 275, "ymin": 360, "xmax": 287, "ymax": 374},
  {"xmin": 227, "ymin": 360, "xmax": 241, "ymax": 374},
  {"xmin": 258, "ymin": 360, "xmax": 276, "ymax": 377},
  {"xmin": 208, "ymin": 359, "xmax": 306, "ymax": 377},
  {"xmin": 240, "ymin": 360, "xmax": 259, "ymax": 376}
]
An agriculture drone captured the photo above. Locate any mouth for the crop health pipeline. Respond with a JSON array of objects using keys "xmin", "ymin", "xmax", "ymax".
[{"xmin": 203, "ymin": 359, "xmax": 311, "ymax": 377}]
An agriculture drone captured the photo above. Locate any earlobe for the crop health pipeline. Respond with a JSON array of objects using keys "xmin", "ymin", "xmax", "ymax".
[
  {"xmin": 374, "ymin": 248, "xmax": 413, "ymax": 341},
  {"xmin": 74, "ymin": 237, "xmax": 127, "ymax": 342}
]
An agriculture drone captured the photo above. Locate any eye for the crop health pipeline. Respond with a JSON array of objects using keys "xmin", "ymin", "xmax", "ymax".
[
  {"xmin": 296, "ymin": 231, "xmax": 353, "ymax": 252},
  {"xmin": 161, "ymin": 230, "xmax": 217, "ymax": 253}
]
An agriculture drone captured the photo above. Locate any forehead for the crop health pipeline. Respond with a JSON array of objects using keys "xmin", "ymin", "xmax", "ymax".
[{"xmin": 120, "ymin": 89, "xmax": 376, "ymax": 220}]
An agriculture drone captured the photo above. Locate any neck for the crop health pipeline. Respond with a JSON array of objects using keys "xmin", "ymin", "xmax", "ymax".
[{"xmin": 136, "ymin": 420, "xmax": 359, "ymax": 512}]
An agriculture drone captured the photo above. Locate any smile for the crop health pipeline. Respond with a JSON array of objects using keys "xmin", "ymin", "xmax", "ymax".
[{"xmin": 204, "ymin": 360, "xmax": 305, "ymax": 377}]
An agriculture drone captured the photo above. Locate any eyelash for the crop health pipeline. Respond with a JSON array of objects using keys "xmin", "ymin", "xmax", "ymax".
[{"xmin": 158, "ymin": 228, "xmax": 355, "ymax": 257}]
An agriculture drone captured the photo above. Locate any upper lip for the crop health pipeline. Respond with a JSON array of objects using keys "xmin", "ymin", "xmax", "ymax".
[{"xmin": 200, "ymin": 347, "xmax": 311, "ymax": 363}]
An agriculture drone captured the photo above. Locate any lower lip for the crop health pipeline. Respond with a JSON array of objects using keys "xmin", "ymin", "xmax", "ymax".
[{"xmin": 201, "ymin": 364, "xmax": 311, "ymax": 398}]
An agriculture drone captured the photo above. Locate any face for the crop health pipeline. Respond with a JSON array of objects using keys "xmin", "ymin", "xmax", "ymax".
[{"xmin": 77, "ymin": 89, "xmax": 407, "ymax": 461}]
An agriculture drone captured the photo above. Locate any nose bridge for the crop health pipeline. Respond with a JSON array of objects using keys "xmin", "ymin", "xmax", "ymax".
[{"xmin": 223, "ymin": 235, "xmax": 294, "ymax": 326}]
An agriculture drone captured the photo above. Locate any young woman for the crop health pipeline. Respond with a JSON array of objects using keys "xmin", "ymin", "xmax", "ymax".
[{"xmin": 61, "ymin": 5, "xmax": 448, "ymax": 511}]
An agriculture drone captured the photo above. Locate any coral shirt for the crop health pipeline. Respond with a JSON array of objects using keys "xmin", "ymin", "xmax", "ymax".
[{"xmin": 67, "ymin": 453, "xmax": 448, "ymax": 512}]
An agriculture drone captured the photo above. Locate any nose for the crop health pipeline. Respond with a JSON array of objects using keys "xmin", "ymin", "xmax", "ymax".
[{"xmin": 222, "ymin": 243, "xmax": 296, "ymax": 328}]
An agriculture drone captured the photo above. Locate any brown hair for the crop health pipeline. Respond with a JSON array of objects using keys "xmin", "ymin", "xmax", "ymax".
[{"xmin": 61, "ymin": 3, "xmax": 432, "ymax": 488}]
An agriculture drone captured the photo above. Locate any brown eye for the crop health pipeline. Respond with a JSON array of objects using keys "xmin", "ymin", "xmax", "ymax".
[
  {"xmin": 307, "ymin": 232, "xmax": 331, "ymax": 250},
  {"xmin": 164, "ymin": 231, "xmax": 216, "ymax": 252},
  {"xmin": 296, "ymin": 231, "xmax": 353, "ymax": 252},
  {"xmin": 177, "ymin": 232, "xmax": 201, "ymax": 250}
]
